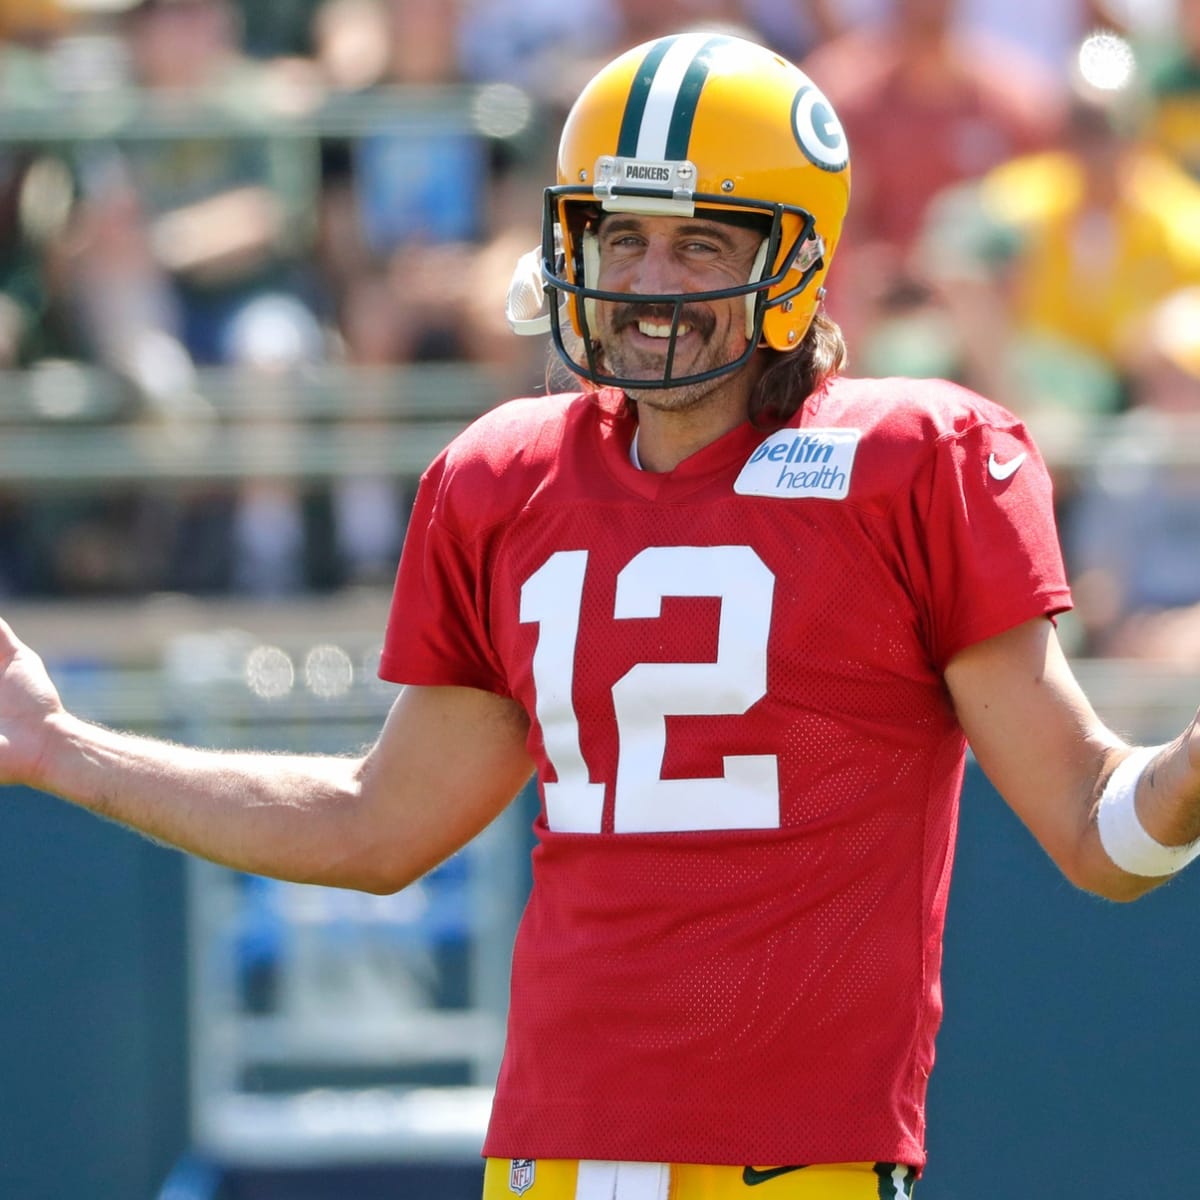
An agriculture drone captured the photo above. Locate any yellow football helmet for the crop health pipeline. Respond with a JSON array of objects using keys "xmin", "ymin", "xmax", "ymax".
[{"xmin": 537, "ymin": 32, "xmax": 851, "ymax": 390}]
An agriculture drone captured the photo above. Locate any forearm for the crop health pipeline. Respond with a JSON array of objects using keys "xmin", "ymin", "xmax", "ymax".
[
  {"xmin": 3, "ymin": 618, "xmax": 531, "ymax": 895},
  {"xmin": 947, "ymin": 620, "xmax": 1200, "ymax": 901},
  {"xmin": 1087, "ymin": 721, "xmax": 1200, "ymax": 901},
  {"xmin": 38, "ymin": 711, "xmax": 374, "ymax": 888},
  {"xmin": 1126, "ymin": 718, "xmax": 1200, "ymax": 845}
]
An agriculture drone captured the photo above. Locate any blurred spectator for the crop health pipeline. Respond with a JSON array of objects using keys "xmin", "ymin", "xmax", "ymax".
[
  {"xmin": 0, "ymin": 31, "xmax": 110, "ymax": 598},
  {"xmin": 0, "ymin": 149, "xmax": 78, "ymax": 368},
  {"xmin": 1138, "ymin": 0, "xmax": 1200, "ymax": 179},
  {"xmin": 913, "ymin": 80, "xmax": 1200, "ymax": 427},
  {"xmin": 962, "ymin": 0, "xmax": 1097, "ymax": 71},
  {"xmin": 311, "ymin": 0, "xmax": 486, "ymax": 365},
  {"xmin": 66, "ymin": 0, "xmax": 324, "ymax": 380},
  {"xmin": 353, "ymin": 28, "xmax": 484, "ymax": 256},
  {"xmin": 456, "ymin": 0, "xmax": 619, "ymax": 92},
  {"xmin": 50, "ymin": 0, "xmax": 330, "ymax": 596},
  {"xmin": 306, "ymin": 0, "xmax": 479, "ymax": 588},
  {"xmin": 980, "ymin": 86, "xmax": 1200, "ymax": 365},
  {"xmin": 751, "ymin": 0, "xmax": 1095, "ymax": 69},
  {"xmin": 311, "ymin": 0, "xmax": 547, "ymax": 385},
  {"xmin": 0, "ymin": 20, "xmax": 80, "ymax": 369},
  {"xmin": 1064, "ymin": 285, "xmax": 1200, "ymax": 662},
  {"xmin": 802, "ymin": 0, "xmax": 1066, "ymax": 345}
]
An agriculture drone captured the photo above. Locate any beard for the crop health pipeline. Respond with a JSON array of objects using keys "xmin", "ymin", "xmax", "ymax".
[{"xmin": 594, "ymin": 301, "xmax": 741, "ymax": 409}]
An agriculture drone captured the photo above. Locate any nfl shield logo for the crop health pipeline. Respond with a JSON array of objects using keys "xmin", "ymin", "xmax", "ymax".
[{"xmin": 509, "ymin": 1159, "xmax": 535, "ymax": 1195}]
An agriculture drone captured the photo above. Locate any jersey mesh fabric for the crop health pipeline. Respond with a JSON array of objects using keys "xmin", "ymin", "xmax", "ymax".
[{"xmin": 380, "ymin": 378, "xmax": 1071, "ymax": 1170}]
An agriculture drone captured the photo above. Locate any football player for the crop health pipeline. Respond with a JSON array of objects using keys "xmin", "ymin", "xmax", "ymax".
[{"xmin": 2, "ymin": 32, "xmax": 1200, "ymax": 1200}]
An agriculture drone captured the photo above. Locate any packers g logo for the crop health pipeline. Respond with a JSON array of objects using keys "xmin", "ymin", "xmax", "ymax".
[{"xmin": 791, "ymin": 84, "xmax": 848, "ymax": 172}]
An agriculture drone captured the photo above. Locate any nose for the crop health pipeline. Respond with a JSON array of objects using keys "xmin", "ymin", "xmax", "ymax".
[{"xmin": 627, "ymin": 235, "xmax": 685, "ymax": 296}]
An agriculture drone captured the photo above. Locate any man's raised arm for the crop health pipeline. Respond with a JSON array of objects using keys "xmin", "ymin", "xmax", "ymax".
[{"xmin": 0, "ymin": 618, "xmax": 534, "ymax": 894}]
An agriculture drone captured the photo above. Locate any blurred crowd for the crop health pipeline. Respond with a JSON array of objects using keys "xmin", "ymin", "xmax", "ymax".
[{"xmin": 1, "ymin": 0, "xmax": 1199, "ymax": 664}]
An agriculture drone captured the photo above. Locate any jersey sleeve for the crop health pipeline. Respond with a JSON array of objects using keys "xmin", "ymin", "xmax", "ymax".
[
  {"xmin": 898, "ymin": 415, "xmax": 1073, "ymax": 669},
  {"xmin": 377, "ymin": 453, "xmax": 509, "ymax": 695}
]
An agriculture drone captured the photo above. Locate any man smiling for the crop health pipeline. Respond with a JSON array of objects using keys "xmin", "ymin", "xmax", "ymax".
[
  {"xmin": 3, "ymin": 30, "xmax": 1200, "ymax": 1200},
  {"xmin": 591, "ymin": 214, "xmax": 764, "ymax": 412}
]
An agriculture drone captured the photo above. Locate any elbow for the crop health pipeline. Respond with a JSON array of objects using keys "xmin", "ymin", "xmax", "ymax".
[
  {"xmin": 341, "ymin": 849, "xmax": 441, "ymax": 896},
  {"xmin": 314, "ymin": 869, "xmax": 421, "ymax": 897},
  {"xmin": 331, "ymin": 856, "xmax": 425, "ymax": 896},
  {"xmin": 1047, "ymin": 819, "xmax": 1165, "ymax": 902},
  {"xmin": 311, "ymin": 842, "xmax": 427, "ymax": 896},
  {"xmin": 1060, "ymin": 854, "xmax": 1162, "ymax": 904},
  {"xmin": 1080, "ymin": 873, "xmax": 1162, "ymax": 904},
  {"xmin": 356, "ymin": 870, "xmax": 423, "ymax": 897}
]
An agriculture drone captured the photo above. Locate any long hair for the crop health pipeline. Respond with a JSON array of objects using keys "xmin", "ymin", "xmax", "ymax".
[
  {"xmin": 545, "ymin": 308, "xmax": 848, "ymax": 424},
  {"xmin": 748, "ymin": 308, "xmax": 847, "ymax": 428}
]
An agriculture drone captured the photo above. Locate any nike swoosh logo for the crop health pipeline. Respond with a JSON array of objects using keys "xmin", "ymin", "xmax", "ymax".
[
  {"xmin": 988, "ymin": 451, "xmax": 1027, "ymax": 481},
  {"xmin": 742, "ymin": 1165, "xmax": 809, "ymax": 1186}
]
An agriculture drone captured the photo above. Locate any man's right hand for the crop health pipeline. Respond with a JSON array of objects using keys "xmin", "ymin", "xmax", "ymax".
[{"xmin": 0, "ymin": 618, "xmax": 65, "ymax": 791}]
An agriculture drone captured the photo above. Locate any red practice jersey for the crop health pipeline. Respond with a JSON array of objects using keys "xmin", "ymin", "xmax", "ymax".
[{"xmin": 379, "ymin": 376, "xmax": 1072, "ymax": 1170}]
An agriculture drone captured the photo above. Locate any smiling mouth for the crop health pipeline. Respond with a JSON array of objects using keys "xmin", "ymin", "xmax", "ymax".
[
  {"xmin": 637, "ymin": 319, "xmax": 693, "ymax": 338},
  {"xmin": 613, "ymin": 302, "xmax": 713, "ymax": 344}
]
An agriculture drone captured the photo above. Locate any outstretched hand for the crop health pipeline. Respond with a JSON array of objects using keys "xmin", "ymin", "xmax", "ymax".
[{"xmin": 0, "ymin": 617, "xmax": 65, "ymax": 789}]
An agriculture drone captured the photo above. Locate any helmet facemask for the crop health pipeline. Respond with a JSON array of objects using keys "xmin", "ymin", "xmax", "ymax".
[
  {"xmin": 540, "ymin": 182, "xmax": 826, "ymax": 392},
  {"xmin": 510, "ymin": 32, "xmax": 850, "ymax": 393}
]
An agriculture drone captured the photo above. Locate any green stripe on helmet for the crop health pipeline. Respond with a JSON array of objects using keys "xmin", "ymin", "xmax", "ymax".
[
  {"xmin": 663, "ymin": 35, "xmax": 731, "ymax": 160},
  {"xmin": 616, "ymin": 35, "xmax": 679, "ymax": 158},
  {"xmin": 616, "ymin": 34, "xmax": 732, "ymax": 162}
]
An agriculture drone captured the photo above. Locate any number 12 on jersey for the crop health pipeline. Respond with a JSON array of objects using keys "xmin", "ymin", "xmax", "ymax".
[{"xmin": 519, "ymin": 545, "xmax": 781, "ymax": 834}]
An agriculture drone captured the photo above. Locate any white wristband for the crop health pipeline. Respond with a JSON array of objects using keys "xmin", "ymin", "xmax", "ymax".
[{"xmin": 1096, "ymin": 744, "xmax": 1200, "ymax": 877}]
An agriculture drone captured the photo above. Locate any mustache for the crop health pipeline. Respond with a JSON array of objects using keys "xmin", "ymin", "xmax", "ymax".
[{"xmin": 610, "ymin": 302, "xmax": 716, "ymax": 339}]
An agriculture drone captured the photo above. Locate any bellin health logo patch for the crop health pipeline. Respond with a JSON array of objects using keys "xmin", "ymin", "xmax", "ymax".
[{"xmin": 734, "ymin": 428, "xmax": 861, "ymax": 499}]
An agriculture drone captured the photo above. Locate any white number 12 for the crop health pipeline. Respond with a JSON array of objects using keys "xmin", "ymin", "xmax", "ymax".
[{"xmin": 519, "ymin": 545, "xmax": 779, "ymax": 834}]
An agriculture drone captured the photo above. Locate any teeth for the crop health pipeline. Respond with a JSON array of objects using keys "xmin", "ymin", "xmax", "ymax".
[{"xmin": 637, "ymin": 320, "xmax": 691, "ymax": 338}]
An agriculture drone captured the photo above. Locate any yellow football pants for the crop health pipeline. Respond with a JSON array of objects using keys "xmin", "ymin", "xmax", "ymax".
[{"xmin": 483, "ymin": 1158, "xmax": 917, "ymax": 1199}]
